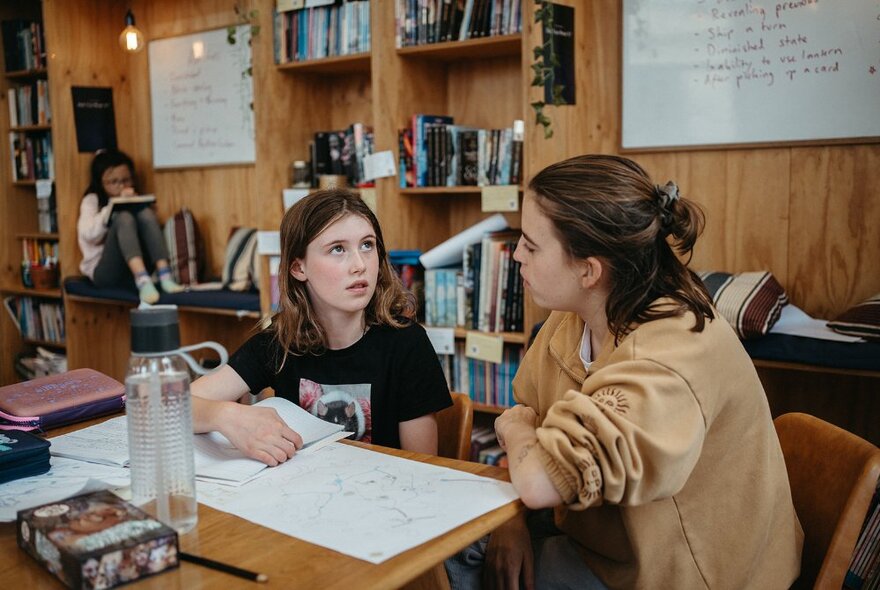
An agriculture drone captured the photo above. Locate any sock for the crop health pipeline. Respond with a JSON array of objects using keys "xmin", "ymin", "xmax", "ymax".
[
  {"xmin": 158, "ymin": 267, "xmax": 184, "ymax": 293},
  {"xmin": 135, "ymin": 272, "xmax": 160, "ymax": 304}
]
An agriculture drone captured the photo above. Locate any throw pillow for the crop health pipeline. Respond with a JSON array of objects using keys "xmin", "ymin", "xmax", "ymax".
[
  {"xmin": 222, "ymin": 227, "xmax": 259, "ymax": 292},
  {"xmin": 163, "ymin": 207, "xmax": 205, "ymax": 285},
  {"xmin": 827, "ymin": 294, "xmax": 880, "ymax": 341},
  {"xmin": 697, "ymin": 271, "xmax": 789, "ymax": 339}
]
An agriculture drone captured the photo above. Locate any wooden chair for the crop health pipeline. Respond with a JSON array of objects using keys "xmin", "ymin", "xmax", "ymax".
[
  {"xmin": 436, "ymin": 392, "xmax": 473, "ymax": 461},
  {"xmin": 774, "ymin": 412, "xmax": 880, "ymax": 589}
]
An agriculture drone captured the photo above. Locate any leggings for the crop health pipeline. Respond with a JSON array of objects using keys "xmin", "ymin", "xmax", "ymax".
[{"xmin": 92, "ymin": 207, "xmax": 169, "ymax": 289}]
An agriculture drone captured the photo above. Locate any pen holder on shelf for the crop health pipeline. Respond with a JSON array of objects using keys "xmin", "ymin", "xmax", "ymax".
[{"xmin": 29, "ymin": 264, "xmax": 59, "ymax": 290}]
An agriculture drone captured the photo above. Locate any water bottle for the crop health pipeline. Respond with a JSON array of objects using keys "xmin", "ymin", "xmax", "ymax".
[{"xmin": 125, "ymin": 307, "xmax": 227, "ymax": 535}]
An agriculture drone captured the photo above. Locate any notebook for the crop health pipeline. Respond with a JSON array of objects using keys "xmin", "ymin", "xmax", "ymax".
[{"xmin": 0, "ymin": 429, "xmax": 50, "ymax": 484}]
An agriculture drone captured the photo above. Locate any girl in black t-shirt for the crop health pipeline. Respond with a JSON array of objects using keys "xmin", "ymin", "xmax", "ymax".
[{"xmin": 191, "ymin": 189, "xmax": 450, "ymax": 466}]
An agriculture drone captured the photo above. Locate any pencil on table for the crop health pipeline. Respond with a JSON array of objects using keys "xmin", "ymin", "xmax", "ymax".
[{"xmin": 179, "ymin": 551, "xmax": 268, "ymax": 583}]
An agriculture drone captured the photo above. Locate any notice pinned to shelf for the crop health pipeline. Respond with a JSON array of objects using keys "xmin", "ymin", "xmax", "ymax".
[
  {"xmin": 465, "ymin": 331, "xmax": 504, "ymax": 364},
  {"xmin": 481, "ymin": 185, "xmax": 519, "ymax": 212},
  {"xmin": 363, "ymin": 151, "xmax": 397, "ymax": 181},
  {"xmin": 359, "ymin": 187, "xmax": 378, "ymax": 213},
  {"xmin": 425, "ymin": 327, "xmax": 455, "ymax": 355}
]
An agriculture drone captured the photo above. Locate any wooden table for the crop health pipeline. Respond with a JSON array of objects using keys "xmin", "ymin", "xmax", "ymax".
[{"xmin": 0, "ymin": 419, "xmax": 521, "ymax": 589}]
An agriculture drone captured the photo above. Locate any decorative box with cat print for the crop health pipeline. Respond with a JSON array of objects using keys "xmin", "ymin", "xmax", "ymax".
[{"xmin": 17, "ymin": 490, "xmax": 179, "ymax": 589}]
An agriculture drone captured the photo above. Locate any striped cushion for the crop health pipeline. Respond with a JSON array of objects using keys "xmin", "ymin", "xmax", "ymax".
[
  {"xmin": 162, "ymin": 208, "xmax": 204, "ymax": 285},
  {"xmin": 222, "ymin": 227, "xmax": 259, "ymax": 292},
  {"xmin": 827, "ymin": 294, "xmax": 880, "ymax": 341},
  {"xmin": 698, "ymin": 271, "xmax": 789, "ymax": 339}
]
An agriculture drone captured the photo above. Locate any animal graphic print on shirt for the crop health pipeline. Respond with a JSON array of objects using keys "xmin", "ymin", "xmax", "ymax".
[{"xmin": 299, "ymin": 379, "xmax": 372, "ymax": 442}]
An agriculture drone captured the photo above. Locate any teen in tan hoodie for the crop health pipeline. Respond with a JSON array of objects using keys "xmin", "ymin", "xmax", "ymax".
[{"xmin": 471, "ymin": 155, "xmax": 803, "ymax": 589}]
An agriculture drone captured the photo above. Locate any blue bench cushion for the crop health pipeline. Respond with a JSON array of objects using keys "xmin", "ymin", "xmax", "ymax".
[
  {"xmin": 63, "ymin": 277, "xmax": 260, "ymax": 313},
  {"xmin": 743, "ymin": 333, "xmax": 880, "ymax": 373}
]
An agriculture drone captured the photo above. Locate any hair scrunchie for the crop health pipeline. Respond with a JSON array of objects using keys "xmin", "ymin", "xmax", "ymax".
[{"xmin": 654, "ymin": 181, "xmax": 680, "ymax": 237}]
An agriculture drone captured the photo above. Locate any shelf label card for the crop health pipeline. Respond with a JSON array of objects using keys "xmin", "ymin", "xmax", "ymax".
[
  {"xmin": 277, "ymin": 0, "xmax": 303, "ymax": 11},
  {"xmin": 359, "ymin": 187, "xmax": 378, "ymax": 214},
  {"xmin": 424, "ymin": 327, "xmax": 455, "ymax": 355},
  {"xmin": 363, "ymin": 151, "xmax": 397, "ymax": 181},
  {"xmin": 465, "ymin": 331, "xmax": 504, "ymax": 364},
  {"xmin": 481, "ymin": 185, "xmax": 519, "ymax": 212}
]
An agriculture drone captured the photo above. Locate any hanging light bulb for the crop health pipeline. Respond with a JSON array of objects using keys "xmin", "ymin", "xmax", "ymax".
[{"xmin": 118, "ymin": 9, "xmax": 145, "ymax": 53}]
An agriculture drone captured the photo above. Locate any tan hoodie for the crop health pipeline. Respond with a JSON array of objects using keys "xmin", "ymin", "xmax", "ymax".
[{"xmin": 513, "ymin": 304, "xmax": 803, "ymax": 589}]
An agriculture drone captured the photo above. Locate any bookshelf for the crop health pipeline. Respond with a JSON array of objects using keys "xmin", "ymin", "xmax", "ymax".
[{"xmin": 0, "ymin": 3, "xmax": 64, "ymax": 383}]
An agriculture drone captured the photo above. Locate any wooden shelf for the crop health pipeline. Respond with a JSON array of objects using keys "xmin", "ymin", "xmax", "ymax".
[
  {"xmin": 276, "ymin": 52, "xmax": 371, "ymax": 74},
  {"xmin": 22, "ymin": 337, "xmax": 65, "ymax": 349},
  {"xmin": 0, "ymin": 285, "xmax": 62, "ymax": 299},
  {"xmin": 5, "ymin": 68, "xmax": 47, "ymax": 80},
  {"xmin": 397, "ymin": 33, "xmax": 521, "ymax": 61},
  {"xmin": 752, "ymin": 358, "xmax": 880, "ymax": 379},
  {"xmin": 9, "ymin": 124, "xmax": 51, "ymax": 132},
  {"xmin": 399, "ymin": 186, "xmax": 522, "ymax": 195},
  {"xmin": 11, "ymin": 179, "xmax": 38, "ymax": 186},
  {"xmin": 16, "ymin": 232, "xmax": 59, "ymax": 241}
]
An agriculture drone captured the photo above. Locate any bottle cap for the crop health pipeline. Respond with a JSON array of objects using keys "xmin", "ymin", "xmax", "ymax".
[{"xmin": 130, "ymin": 307, "xmax": 180, "ymax": 354}]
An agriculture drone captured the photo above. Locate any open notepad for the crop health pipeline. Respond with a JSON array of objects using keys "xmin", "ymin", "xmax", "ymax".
[{"xmin": 48, "ymin": 397, "xmax": 351, "ymax": 486}]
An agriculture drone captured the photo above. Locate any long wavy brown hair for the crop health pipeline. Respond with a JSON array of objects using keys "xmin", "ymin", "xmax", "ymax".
[
  {"xmin": 528, "ymin": 154, "xmax": 714, "ymax": 342},
  {"xmin": 272, "ymin": 188, "xmax": 415, "ymax": 364}
]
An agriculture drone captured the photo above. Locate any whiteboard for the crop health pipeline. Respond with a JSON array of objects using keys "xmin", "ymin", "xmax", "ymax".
[
  {"xmin": 622, "ymin": 0, "xmax": 880, "ymax": 149},
  {"xmin": 149, "ymin": 25, "xmax": 255, "ymax": 167}
]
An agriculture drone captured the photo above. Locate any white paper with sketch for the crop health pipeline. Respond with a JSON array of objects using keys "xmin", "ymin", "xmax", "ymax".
[
  {"xmin": 0, "ymin": 457, "xmax": 130, "ymax": 522},
  {"xmin": 196, "ymin": 442, "xmax": 520, "ymax": 563},
  {"xmin": 48, "ymin": 397, "xmax": 350, "ymax": 485}
]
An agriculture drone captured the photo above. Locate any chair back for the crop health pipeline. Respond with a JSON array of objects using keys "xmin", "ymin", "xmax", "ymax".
[
  {"xmin": 436, "ymin": 392, "xmax": 473, "ymax": 461},
  {"xmin": 774, "ymin": 412, "xmax": 880, "ymax": 589}
]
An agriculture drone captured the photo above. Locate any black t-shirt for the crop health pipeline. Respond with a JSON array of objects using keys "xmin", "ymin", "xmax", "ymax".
[{"xmin": 228, "ymin": 322, "xmax": 452, "ymax": 449}]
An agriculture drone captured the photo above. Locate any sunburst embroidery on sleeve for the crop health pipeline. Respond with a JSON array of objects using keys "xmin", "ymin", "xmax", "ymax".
[{"xmin": 592, "ymin": 387, "xmax": 630, "ymax": 416}]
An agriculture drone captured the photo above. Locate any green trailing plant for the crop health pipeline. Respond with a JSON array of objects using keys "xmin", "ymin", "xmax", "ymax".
[
  {"xmin": 531, "ymin": 0, "xmax": 567, "ymax": 139},
  {"xmin": 227, "ymin": 3, "xmax": 260, "ymax": 78}
]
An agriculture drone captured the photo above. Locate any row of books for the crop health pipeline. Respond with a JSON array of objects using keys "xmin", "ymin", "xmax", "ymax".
[
  {"xmin": 396, "ymin": 0, "xmax": 523, "ymax": 47},
  {"xmin": 2, "ymin": 296, "xmax": 65, "ymax": 345},
  {"xmin": 424, "ymin": 234, "xmax": 522, "ymax": 333},
  {"xmin": 274, "ymin": 0, "xmax": 371, "ymax": 64},
  {"xmin": 400, "ymin": 115, "xmax": 524, "ymax": 187},
  {"xmin": 1, "ymin": 19, "xmax": 46, "ymax": 72},
  {"xmin": 470, "ymin": 425, "xmax": 507, "ymax": 465},
  {"xmin": 7, "ymin": 80, "xmax": 51, "ymax": 127},
  {"xmin": 437, "ymin": 340, "xmax": 522, "ymax": 408},
  {"xmin": 21, "ymin": 238, "xmax": 58, "ymax": 268},
  {"xmin": 310, "ymin": 123, "xmax": 375, "ymax": 187},
  {"xmin": 9, "ymin": 130, "xmax": 53, "ymax": 181},
  {"xmin": 846, "ymin": 487, "xmax": 880, "ymax": 590}
]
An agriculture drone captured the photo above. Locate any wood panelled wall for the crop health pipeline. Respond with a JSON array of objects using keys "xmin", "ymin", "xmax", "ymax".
[{"xmin": 42, "ymin": 0, "xmax": 877, "ymax": 323}]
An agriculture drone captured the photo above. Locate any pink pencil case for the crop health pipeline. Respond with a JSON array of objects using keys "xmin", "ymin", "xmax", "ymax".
[{"xmin": 0, "ymin": 368, "xmax": 125, "ymax": 431}]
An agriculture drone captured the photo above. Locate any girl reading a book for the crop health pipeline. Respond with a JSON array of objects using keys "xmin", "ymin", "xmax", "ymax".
[
  {"xmin": 447, "ymin": 155, "xmax": 802, "ymax": 589},
  {"xmin": 77, "ymin": 149, "xmax": 182, "ymax": 304},
  {"xmin": 191, "ymin": 188, "xmax": 451, "ymax": 464}
]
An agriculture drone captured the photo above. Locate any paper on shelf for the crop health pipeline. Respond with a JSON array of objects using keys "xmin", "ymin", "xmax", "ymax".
[{"xmin": 419, "ymin": 213, "xmax": 509, "ymax": 269}]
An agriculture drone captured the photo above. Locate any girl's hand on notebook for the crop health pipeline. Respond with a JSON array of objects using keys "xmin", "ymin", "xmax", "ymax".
[{"xmin": 223, "ymin": 405, "xmax": 304, "ymax": 466}]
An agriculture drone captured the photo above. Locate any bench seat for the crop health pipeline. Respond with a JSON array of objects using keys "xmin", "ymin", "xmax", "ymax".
[{"xmin": 63, "ymin": 277, "xmax": 261, "ymax": 318}]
